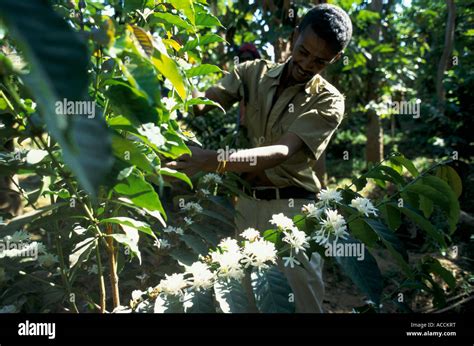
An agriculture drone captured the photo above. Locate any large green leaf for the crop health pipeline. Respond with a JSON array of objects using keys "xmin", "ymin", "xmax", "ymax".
[
  {"xmin": 364, "ymin": 219, "xmax": 412, "ymax": 277},
  {"xmin": 100, "ymin": 216, "xmax": 156, "ymax": 239},
  {"xmin": 379, "ymin": 203, "xmax": 402, "ymax": 231},
  {"xmin": 151, "ymin": 12, "xmax": 194, "ymax": 31},
  {"xmin": 390, "ymin": 154, "xmax": 419, "ymax": 177},
  {"xmin": 405, "ymin": 175, "xmax": 459, "ymax": 232},
  {"xmin": 399, "ymin": 206, "xmax": 447, "ymax": 247},
  {"xmin": 111, "ymin": 133, "xmax": 157, "ymax": 174},
  {"xmin": 181, "ymin": 233, "xmax": 209, "ymax": 255},
  {"xmin": 186, "ymin": 64, "xmax": 222, "ymax": 78},
  {"xmin": 0, "ymin": 1, "xmax": 112, "ymax": 196},
  {"xmin": 250, "ymin": 266, "xmax": 295, "ymax": 313},
  {"xmin": 334, "ymin": 237, "xmax": 383, "ymax": 306},
  {"xmin": 114, "ymin": 170, "xmax": 166, "ymax": 220},
  {"xmin": 214, "ymin": 278, "xmax": 249, "ymax": 313},
  {"xmin": 184, "ymin": 289, "xmax": 216, "ymax": 313},
  {"xmin": 110, "ymin": 233, "xmax": 141, "ymax": 264},
  {"xmin": 435, "ymin": 166, "xmax": 462, "ymax": 198},
  {"xmin": 348, "ymin": 218, "xmax": 378, "ymax": 247},
  {"xmin": 105, "ymin": 80, "xmax": 160, "ymax": 124}
]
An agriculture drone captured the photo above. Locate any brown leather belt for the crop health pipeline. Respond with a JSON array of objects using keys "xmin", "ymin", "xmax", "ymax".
[{"xmin": 251, "ymin": 186, "xmax": 316, "ymax": 200}]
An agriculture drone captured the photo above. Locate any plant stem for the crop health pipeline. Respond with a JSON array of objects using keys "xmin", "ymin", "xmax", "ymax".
[
  {"xmin": 55, "ymin": 233, "xmax": 79, "ymax": 313},
  {"xmin": 106, "ymin": 223, "xmax": 120, "ymax": 308},
  {"xmin": 95, "ymin": 239, "xmax": 107, "ymax": 313}
]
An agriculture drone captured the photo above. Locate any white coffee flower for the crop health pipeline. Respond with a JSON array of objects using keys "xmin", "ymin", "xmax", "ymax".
[
  {"xmin": 38, "ymin": 253, "xmax": 58, "ymax": 268},
  {"xmin": 157, "ymin": 273, "xmax": 189, "ymax": 296},
  {"xmin": 88, "ymin": 264, "xmax": 98, "ymax": 275},
  {"xmin": 241, "ymin": 238, "xmax": 277, "ymax": 269},
  {"xmin": 211, "ymin": 242, "xmax": 244, "ymax": 281},
  {"xmin": 350, "ymin": 197, "xmax": 378, "ymax": 217},
  {"xmin": 240, "ymin": 228, "xmax": 260, "ymax": 241},
  {"xmin": 162, "ymin": 97, "xmax": 178, "ymax": 119},
  {"xmin": 184, "ymin": 262, "xmax": 214, "ymax": 291},
  {"xmin": 199, "ymin": 188, "xmax": 211, "ymax": 196},
  {"xmin": 282, "ymin": 227, "xmax": 310, "ymax": 254},
  {"xmin": 154, "ymin": 238, "xmax": 171, "ymax": 249},
  {"xmin": 184, "ymin": 217, "xmax": 193, "ymax": 226},
  {"xmin": 313, "ymin": 209, "xmax": 348, "ymax": 245},
  {"xmin": 269, "ymin": 213, "xmax": 294, "ymax": 230},
  {"xmin": 218, "ymin": 237, "xmax": 240, "ymax": 253},
  {"xmin": 162, "ymin": 226, "xmax": 184, "ymax": 235},
  {"xmin": 283, "ymin": 255, "xmax": 300, "ymax": 268},
  {"xmin": 301, "ymin": 203, "xmax": 324, "ymax": 219},
  {"xmin": 7, "ymin": 230, "xmax": 31, "ymax": 242},
  {"xmin": 181, "ymin": 201, "xmax": 203, "ymax": 214},
  {"xmin": 201, "ymin": 173, "xmax": 222, "ymax": 185},
  {"xmin": 317, "ymin": 188, "xmax": 343, "ymax": 205},
  {"xmin": 131, "ymin": 290, "xmax": 145, "ymax": 301},
  {"xmin": 138, "ymin": 123, "xmax": 166, "ymax": 148}
]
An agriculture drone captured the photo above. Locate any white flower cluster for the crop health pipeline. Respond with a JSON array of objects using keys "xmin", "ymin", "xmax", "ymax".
[
  {"xmin": 181, "ymin": 201, "xmax": 203, "ymax": 214},
  {"xmin": 317, "ymin": 188, "xmax": 343, "ymax": 205},
  {"xmin": 269, "ymin": 213, "xmax": 310, "ymax": 268},
  {"xmin": 138, "ymin": 123, "xmax": 166, "ymax": 148},
  {"xmin": 162, "ymin": 226, "xmax": 184, "ymax": 235},
  {"xmin": 313, "ymin": 209, "xmax": 349, "ymax": 245},
  {"xmin": 183, "ymin": 261, "xmax": 214, "ymax": 291},
  {"xmin": 210, "ymin": 238, "xmax": 244, "ymax": 280},
  {"xmin": 201, "ymin": 173, "xmax": 222, "ymax": 185},
  {"xmin": 350, "ymin": 197, "xmax": 378, "ymax": 217},
  {"xmin": 157, "ymin": 273, "xmax": 189, "ymax": 297}
]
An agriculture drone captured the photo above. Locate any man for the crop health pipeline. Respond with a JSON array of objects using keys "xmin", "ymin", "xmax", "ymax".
[{"xmin": 166, "ymin": 4, "xmax": 352, "ymax": 312}]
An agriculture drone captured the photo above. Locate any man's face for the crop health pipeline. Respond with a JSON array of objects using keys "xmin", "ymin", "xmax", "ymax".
[{"xmin": 289, "ymin": 26, "xmax": 341, "ymax": 83}]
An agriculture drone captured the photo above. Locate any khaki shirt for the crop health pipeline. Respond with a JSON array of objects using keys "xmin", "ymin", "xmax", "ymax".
[{"xmin": 209, "ymin": 59, "xmax": 345, "ymax": 193}]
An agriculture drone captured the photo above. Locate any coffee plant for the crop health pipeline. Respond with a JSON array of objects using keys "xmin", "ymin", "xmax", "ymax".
[{"xmin": 0, "ymin": 0, "xmax": 463, "ymax": 313}]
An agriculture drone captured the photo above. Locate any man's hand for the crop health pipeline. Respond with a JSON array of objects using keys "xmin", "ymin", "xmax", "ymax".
[{"xmin": 164, "ymin": 146, "xmax": 216, "ymax": 177}]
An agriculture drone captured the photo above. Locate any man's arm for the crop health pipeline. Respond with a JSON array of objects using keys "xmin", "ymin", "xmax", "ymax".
[{"xmin": 165, "ymin": 132, "xmax": 305, "ymax": 176}]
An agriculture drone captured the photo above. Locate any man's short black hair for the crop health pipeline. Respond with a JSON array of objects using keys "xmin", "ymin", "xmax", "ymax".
[{"xmin": 298, "ymin": 4, "xmax": 352, "ymax": 53}]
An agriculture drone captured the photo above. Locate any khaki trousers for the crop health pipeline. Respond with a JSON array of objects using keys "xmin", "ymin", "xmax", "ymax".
[{"xmin": 235, "ymin": 196, "xmax": 325, "ymax": 313}]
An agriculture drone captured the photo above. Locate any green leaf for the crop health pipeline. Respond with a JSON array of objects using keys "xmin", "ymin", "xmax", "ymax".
[
  {"xmin": 69, "ymin": 237, "xmax": 96, "ymax": 269},
  {"xmin": 195, "ymin": 4, "xmax": 222, "ymax": 28},
  {"xmin": 181, "ymin": 233, "xmax": 209, "ymax": 255},
  {"xmin": 184, "ymin": 290, "xmax": 216, "ymax": 313},
  {"xmin": 365, "ymin": 165, "xmax": 405, "ymax": 185},
  {"xmin": 183, "ymin": 33, "xmax": 225, "ymax": 51},
  {"xmin": 364, "ymin": 219, "xmax": 412, "ymax": 277},
  {"xmin": 114, "ymin": 170, "xmax": 166, "ymax": 220},
  {"xmin": 111, "ymin": 133, "xmax": 156, "ymax": 174},
  {"xmin": 171, "ymin": 0, "xmax": 195, "ymax": 25},
  {"xmin": 105, "ymin": 80, "xmax": 160, "ymax": 124},
  {"xmin": 189, "ymin": 223, "xmax": 218, "ymax": 246},
  {"xmin": 151, "ymin": 12, "xmax": 193, "ymax": 31},
  {"xmin": 423, "ymin": 258, "xmax": 456, "ymax": 291},
  {"xmin": 159, "ymin": 167, "xmax": 193, "ymax": 188},
  {"xmin": 200, "ymin": 209, "xmax": 234, "ymax": 228},
  {"xmin": 214, "ymin": 278, "xmax": 249, "ymax": 313},
  {"xmin": 348, "ymin": 218, "xmax": 378, "ymax": 247},
  {"xmin": 379, "ymin": 203, "xmax": 402, "ymax": 231},
  {"xmin": 419, "ymin": 195, "xmax": 434, "ymax": 218},
  {"xmin": 250, "ymin": 266, "xmax": 295, "ymax": 313},
  {"xmin": 154, "ymin": 294, "xmax": 184, "ymax": 313},
  {"xmin": 334, "ymin": 237, "xmax": 383, "ymax": 306},
  {"xmin": 118, "ymin": 52, "xmax": 161, "ymax": 105},
  {"xmin": 400, "ymin": 206, "xmax": 447, "ymax": 247},
  {"xmin": 0, "ymin": 0, "xmax": 113, "ymax": 195},
  {"xmin": 110, "ymin": 233, "xmax": 141, "ymax": 264},
  {"xmin": 186, "ymin": 97, "xmax": 225, "ymax": 113},
  {"xmin": 435, "ymin": 166, "xmax": 462, "ymax": 198},
  {"xmin": 186, "ymin": 64, "xmax": 222, "ymax": 78},
  {"xmin": 390, "ymin": 155, "xmax": 419, "ymax": 177},
  {"xmin": 405, "ymin": 175, "xmax": 460, "ymax": 232},
  {"xmin": 100, "ymin": 216, "xmax": 156, "ymax": 239},
  {"xmin": 169, "ymin": 247, "xmax": 198, "ymax": 265},
  {"xmin": 151, "ymin": 42, "xmax": 187, "ymax": 100}
]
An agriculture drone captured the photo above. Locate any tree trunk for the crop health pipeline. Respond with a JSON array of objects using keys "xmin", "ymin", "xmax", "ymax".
[
  {"xmin": 365, "ymin": 0, "xmax": 384, "ymax": 165},
  {"xmin": 436, "ymin": 0, "xmax": 456, "ymax": 113}
]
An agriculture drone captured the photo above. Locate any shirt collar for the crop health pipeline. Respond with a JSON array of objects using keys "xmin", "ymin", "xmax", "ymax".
[{"xmin": 266, "ymin": 58, "xmax": 323, "ymax": 95}]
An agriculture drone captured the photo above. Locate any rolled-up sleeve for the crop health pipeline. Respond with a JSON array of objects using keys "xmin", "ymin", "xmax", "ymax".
[
  {"xmin": 287, "ymin": 92, "xmax": 345, "ymax": 160},
  {"xmin": 207, "ymin": 62, "xmax": 250, "ymax": 110}
]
